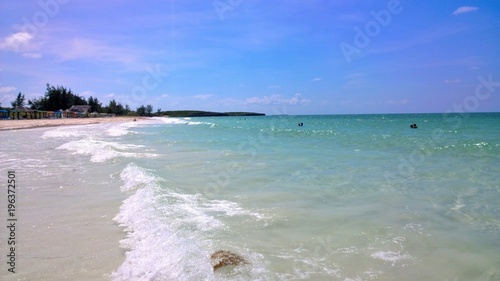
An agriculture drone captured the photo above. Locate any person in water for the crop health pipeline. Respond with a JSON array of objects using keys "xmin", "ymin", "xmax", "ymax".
[{"xmin": 410, "ymin": 124, "xmax": 417, "ymax": 129}]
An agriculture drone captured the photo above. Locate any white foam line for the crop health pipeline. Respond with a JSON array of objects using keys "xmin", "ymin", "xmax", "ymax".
[
  {"xmin": 151, "ymin": 117, "xmax": 215, "ymax": 126},
  {"xmin": 112, "ymin": 163, "xmax": 271, "ymax": 280},
  {"xmin": 112, "ymin": 164, "xmax": 214, "ymax": 280},
  {"xmin": 106, "ymin": 122, "xmax": 139, "ymax": 136},
  {"xmin": 57, "ymin": 138, "xmax": 158, "ymax": 163},
  {"xmin": 371, "ymin": 251, "xmax": 411, "ymax": 266}
]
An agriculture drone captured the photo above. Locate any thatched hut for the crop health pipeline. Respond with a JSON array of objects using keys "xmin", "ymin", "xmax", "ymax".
[{"xmin": 69, "ymin": 105, "xmax": 91, "ymax": 117}]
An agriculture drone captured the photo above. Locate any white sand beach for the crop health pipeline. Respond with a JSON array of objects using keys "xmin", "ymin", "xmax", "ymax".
[
  {"xmin": 0, "ymin": 117, "xmax": 145, "ymax": 131},
  {"xmin": 1, "ymin": 122, "xmax": 142, "ymax": 280}
]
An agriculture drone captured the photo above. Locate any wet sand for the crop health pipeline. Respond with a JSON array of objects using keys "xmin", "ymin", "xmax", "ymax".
[
  {"xmin": 0, "ymin": 117, "xmax": 145, "ymax": 131},
  {"xmin": 1, "ymin": 124, "xmax": 135, "ymax": 280}
]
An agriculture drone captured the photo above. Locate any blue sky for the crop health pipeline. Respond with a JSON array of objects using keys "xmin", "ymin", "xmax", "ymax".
[{"xmin": 1, "ymin": 0, "xmax": 499, "ymax": 115}]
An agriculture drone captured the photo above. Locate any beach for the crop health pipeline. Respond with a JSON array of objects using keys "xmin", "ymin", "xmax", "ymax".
[
  {"xmin": 3, "ymin": 161, "xmax": 128, "ymax": 280},
  {"xmin": 1, "ymin": 114, "xmax": 499, "ymax": 280},
  {"xmin": 1, "ymin": 120, "xmax": 145, "ymax": 280},
  {"xmin": 0, "ymin": 117, "xmax": 144, "ymax": 131}
]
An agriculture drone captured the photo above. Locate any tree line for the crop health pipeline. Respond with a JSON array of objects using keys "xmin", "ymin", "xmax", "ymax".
[{"xmin": 3, "ymin": 84, "xmax": 158, "ymax": 116}]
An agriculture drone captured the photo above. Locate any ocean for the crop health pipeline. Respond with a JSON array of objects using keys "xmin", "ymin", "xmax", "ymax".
[{"xmin": 1, "ymin": 113, "xmax": 499, "ymax": 281}]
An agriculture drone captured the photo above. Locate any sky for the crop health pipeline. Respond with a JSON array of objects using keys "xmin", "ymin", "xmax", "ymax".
[{"xmin": 1, "ymin": 0, "xmax": 499, "ymax": 115}]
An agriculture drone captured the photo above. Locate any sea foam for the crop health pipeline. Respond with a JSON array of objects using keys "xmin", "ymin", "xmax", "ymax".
[
  {"xmin": 112, "ymin": 163, "xmax": 268, "ymax": 280},
  {"xmin": 153, "ymin": 116, "xmax": 214, "ymax": 126},
  {"xmin": 106, "ymin": 122, "xmax": 139, "ymax": 136},
  {"xmin": 57, "ymin": 138, "xmax": 158, "ymax": 162}
]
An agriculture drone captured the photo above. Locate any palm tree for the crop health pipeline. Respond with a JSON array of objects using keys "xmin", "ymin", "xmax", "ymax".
[{"xmin": 11, "ymin": 92, "xmax": 26, "ymax": 109}]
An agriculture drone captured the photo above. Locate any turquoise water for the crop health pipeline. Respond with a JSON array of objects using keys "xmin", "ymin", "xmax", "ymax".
[{"xmin": 3, "ymin": 113, "xmax": 500, "ymax": 280}]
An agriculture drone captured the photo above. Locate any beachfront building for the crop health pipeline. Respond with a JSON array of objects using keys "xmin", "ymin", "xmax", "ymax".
[
  {"xmin": 8, "ymin": 107, "xmax": 36, "ymax": 120},
  {"xmin": 2, "ymin": 107, "xmax": 63, "ymax": 120},
  {"xmin": 68, "ymin": 105, "xmax": 91, "ymax": 118},
  {"xmin": 1, "ymin": 105, "xmax": 101, "ymax": 120},
  {"xmin": 0, "ymin": 109, "xmax": 8, "ymax": 119}
]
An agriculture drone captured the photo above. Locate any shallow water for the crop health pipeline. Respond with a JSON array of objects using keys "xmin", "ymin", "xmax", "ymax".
[{"xmin": 1, "ymin": 113, "xmax": 499, "ymax": 280}]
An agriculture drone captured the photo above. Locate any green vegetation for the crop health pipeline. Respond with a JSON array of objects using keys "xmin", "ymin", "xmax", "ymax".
[
  {"xmin": 11, "ymin": 92, "xmax": 26, "ymax": 108},
  {"xmin": 24, "ymin": 84, "xmax": 144, "ymax": 116},
  {"xmin": 7, "ymin": 83, "xmax": 264, "ymax": 117},
  {"xmin": 28, "ymin": 84, "xmax": 87, "ymax": 111},
  {"xmin": 225, "ymin": 112, "xmax": 265, "ymax": 116}
]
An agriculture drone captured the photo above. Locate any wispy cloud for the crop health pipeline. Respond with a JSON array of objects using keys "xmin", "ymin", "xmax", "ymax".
[
  {"xmin": 219, "ymin": 98, "xmax": 242, "ymax": 106},
  {"xmin": 444, "ymin": 79, "xmax": 462, "ymax": 84},
  {"xmin": 344, "ymin": 72, "xmax": 364, "ymax": 88},
  {"xmin": 245, "ymin": 93, "xmax": 310, "ymax": 106},
  {"xmin": 365, "ymin": 25, "xmax": 469, "ymax": 57},
  {"xmin": 311, "ymin": 77, "xmax": 322, "ymax": 82},
  {"xmin": 0, "ymin": 86, "xmax": 16, "ymax": 93},
  {"xmin": 79, "ymin": 90, "xmax": 94, "ymax": 97},
  {"xmin": 54, "ymin": 38, "xmax": 139, "ymax": 66},
  {"xmin": 193, "ymin": 94, "xmax": 215, "ymax": 100},
  {"xmin": 452, "ymin": 6, "xmax": 478, "ymax": 15},
  {"xmin": 386, "ymin": 99, "xmax": 410, "ymax": 105},
  {"xmin": 22, "ymin": 52, "xmax": 42, "ymax": 59},
  {"xmin": 0, "ymin": 32, "xmax": 35, "ymax": 53}
]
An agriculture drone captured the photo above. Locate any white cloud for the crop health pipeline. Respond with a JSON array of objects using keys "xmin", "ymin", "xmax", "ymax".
[
  {"xmin": 386, "ymin": 99, "xmax": 410, "ymax": 105},
  {"xmin": 161, "ymin": 94, "xmax": 169, "ymax": 98},
  {"xmin": 0, "ymin": 32, "xmax": 34, "ymax": 52},
  {"xmin": 311, "ymin": 77, "xmax": 322, "ymax": 82},
  {"xmin": 22, "ymin": 52, "xmax": 42, "ymax": 59},
  {"xmin": 193, "ymin": 94, "xmax": 214, "ymax": 100},
  {"xmin": 288, "ymin": 93, "xmax": 311, "ymax": 105},
  {"xmin": 219, "ymin": 98, "xmax": 243, "ymax": 106},
  {"xmin": 245, "ymin": 93, "xmax": 310, "ymax": 106},
  {"xmin": 344, "ymin": 72, "xmax": 365, "ymax": 88},
  {"xmin": 376, "ymin": 99, "xmax": 410, "ymax": 106},
  {"xmin": 54, "ymin": 38, "xmax": 138, "ymax": 66},
  {"xmin": 246, "ymin": 96, "xmax": 271, "ymax": 105},
  {"xmin": 80, "ymin": 90, "xmax": 94, "ymax": 97},
  {"xmin": 0, "ymin": 94, "xmax": 14, "ymax": 106},
  {"xmin": 444, "ymin": 79, "xmax": 462, "ymax": 84},
  {"xmin": 453, "ymin": 6, "xmax": 478, "ymax": 15},
  {"xmin": 0, "ymin": 86, "xmax": 16, "ymax": 93},
  {"xmin": 268, "ymin": 85, "xmax": 281, "ymax": 89}
]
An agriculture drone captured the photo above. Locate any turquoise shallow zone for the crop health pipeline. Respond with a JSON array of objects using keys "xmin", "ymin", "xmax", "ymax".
[{"xmin": 1, "ymin": 113, "xmax": 499, "ymax": 280}]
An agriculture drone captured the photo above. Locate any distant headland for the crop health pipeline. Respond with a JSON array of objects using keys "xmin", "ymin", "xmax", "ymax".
[{"xmin": 160, "ymin": 110, "xmax": 265, "ymax": 117}]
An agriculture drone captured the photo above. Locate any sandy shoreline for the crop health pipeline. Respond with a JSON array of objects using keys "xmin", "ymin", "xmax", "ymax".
[
  {"xmin": 1, "ymin": 124, "xmax": 134, "ymax": 280},
  {"xmin": 0, "ymin": 117, "xmax": 146, "ymax": 131}
]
